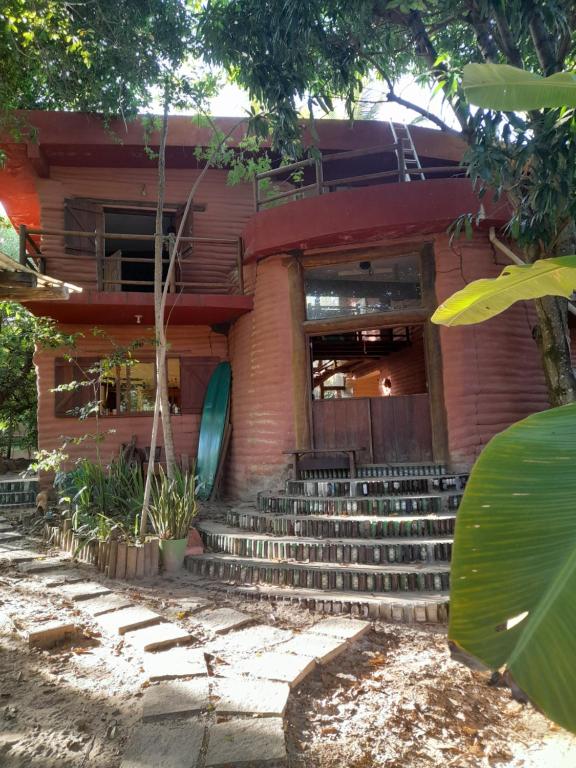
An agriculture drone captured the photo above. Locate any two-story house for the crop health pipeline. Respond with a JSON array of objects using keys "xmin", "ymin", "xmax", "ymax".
[{"xmin": 0, "ymin": 111, "xmax": 552, "ymax": 618}]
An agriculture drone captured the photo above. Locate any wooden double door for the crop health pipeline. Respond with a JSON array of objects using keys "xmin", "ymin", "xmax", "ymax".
[{"xmin": 312, "ymin": 394, "xmax": 433, "ymax": 464}]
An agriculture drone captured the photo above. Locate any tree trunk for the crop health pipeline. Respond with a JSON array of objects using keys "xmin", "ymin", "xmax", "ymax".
[{"xmin": 533, "ymin": 296, "xmax": 576, "ymax": 406}]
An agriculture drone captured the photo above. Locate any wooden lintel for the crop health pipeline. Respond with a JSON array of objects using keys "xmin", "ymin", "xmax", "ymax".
[{"xmin": 304, "ymin": 308, "xmax": 429, "ymax": 336}]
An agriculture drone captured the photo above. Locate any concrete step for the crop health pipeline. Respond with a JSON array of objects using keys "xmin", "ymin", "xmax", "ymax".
[
  {"xmin": 185, "ymin": 552, "xmax": 450, "ymax": 593},
  {"xmin": 227, "ymin": 508, "xmax": 457, "ymax": 538},
  {"xmin": 228, "ymin": 583, "xmax": 449, "ymax": 624},
  {"xmin": 198, "ymin": 522, "xmax": 452, "ymax": 565},
  {"xmin": 285, "ymin": 474, "xmax": 467, "ymax": 498},
  {"xmin": 257, "ymin": 492, "xmax": 462, "ymax": 515}
]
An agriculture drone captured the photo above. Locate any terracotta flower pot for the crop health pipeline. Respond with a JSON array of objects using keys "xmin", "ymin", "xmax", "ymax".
[{"xmin": 159, "ymin": 537, "xmax": 188, "ymax": 572}]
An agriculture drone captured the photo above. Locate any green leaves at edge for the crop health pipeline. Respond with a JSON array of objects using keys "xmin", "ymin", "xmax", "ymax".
[
  {"xmin": 431, "ymin": 255, "xmax": 576, "ymax": 326},
  {"xmin": 462, "ymin": 64, "xmax": 576, "ymax": 110},
  {"xmin": 449, "ymin": 402, "xmax": 576, "ymax": 734}
]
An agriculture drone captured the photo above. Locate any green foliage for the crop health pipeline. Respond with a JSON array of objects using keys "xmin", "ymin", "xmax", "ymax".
[
  {"xmin": 449, "ymin": 403, "xmax": 576, "ymax": 735},
  {"xmin": 0, "ymin": 217, "xmax": 18, "ymax": 260},
  {"xmin": 0, "ymin": 302, "xmax": 74, "ymax": 456},
  {"xmin": 432, "ymin": 256, "xmax": 576, "ymax": 326},
  {"xmin": 0, "ymin": 0, "xmax": 196, "ymax": 120},
  {"xmin": 198, "ymin": 0, "xmax": 576, "ymax": 249},
  {"xmin": 148, "ymin": 465, "xmax": 197, "ymax": 540},
  {"xmin": 56, "ymin": 456, "xmax": 144, "ymax": 543},
  {"xmin": 463, "ymin": 64, "xmax": 576, "ymax": 110}
]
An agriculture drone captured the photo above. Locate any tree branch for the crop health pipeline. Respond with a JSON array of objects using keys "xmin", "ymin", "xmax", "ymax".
[
  {"xmin": 466, "ymin": 2, "xmax": 499, "ymax": 63},
  {"xmin": 491, "ymin": 7, "xmax": 524, "ymax": 68}
]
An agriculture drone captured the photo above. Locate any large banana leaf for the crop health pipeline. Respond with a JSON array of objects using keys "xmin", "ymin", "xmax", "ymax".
[
  {"xmin": 449, "ymin": 402, "xmax": 576, "ymax": 734},
  {"xmin": 462, "ymin": 63, "xmax": 576, "ymax": 110},
  {"xmin": 432, "ymin": 255, "xmax": 576, "ymax": 326}
]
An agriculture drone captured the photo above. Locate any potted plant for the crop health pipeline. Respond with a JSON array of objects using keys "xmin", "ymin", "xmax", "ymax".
[{"xmin": 149, "ymin": 466, "xmax": 197, "ymax": 572}]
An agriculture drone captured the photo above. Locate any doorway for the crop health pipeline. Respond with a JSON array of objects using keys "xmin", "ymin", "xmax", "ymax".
[{"xmin": 309, "ymin": 326, "xmax": 434, "ymax": 463}]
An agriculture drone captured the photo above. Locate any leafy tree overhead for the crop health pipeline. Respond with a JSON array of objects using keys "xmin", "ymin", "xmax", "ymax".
[
  {"xmin": 1, "ymin": 0, "xmax": 195, "ymax": 114},
  {"xmin": 198, "ymin": 0, "xmax": 576, "ymax": 406}
]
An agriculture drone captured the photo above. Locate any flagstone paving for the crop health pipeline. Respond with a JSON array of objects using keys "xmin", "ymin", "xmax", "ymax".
[{"xmin": 5, "ymin": 534, "xmax": 371, "ymax": 767}]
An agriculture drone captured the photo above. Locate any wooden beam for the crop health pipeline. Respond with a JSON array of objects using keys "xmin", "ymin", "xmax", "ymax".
[
  {"xmin": 287, "ymin": 257, "xmax": 311, "ymax": 449},
  {"xmin": 26, "ymin": 142, "xmax": 50, "ymax": 178},
  {"xmin": 420, "ymin": 243, "xmax": 450, "ymax": 465},
  {"xmin": 304, "ymin": 308, "xmax": 428, "ymax": 336}
]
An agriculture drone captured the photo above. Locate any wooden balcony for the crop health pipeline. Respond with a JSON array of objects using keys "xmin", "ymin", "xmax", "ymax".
[
  {"xmin": 254, "ymin": 141, "xmax": 467, "ymax": 212},
  {"xmin": 17, "ymin": 226, "xmax": 253, "ymax": 325}
]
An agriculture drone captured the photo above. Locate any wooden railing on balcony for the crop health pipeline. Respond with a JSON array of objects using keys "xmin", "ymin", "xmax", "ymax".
[
  {"xmin": 254, "ymin": 142, "xmax": 468, "ymax": 212},
  {"xmin": 18, "ymin": 226, "xmax": 244, "ymax": 294}
]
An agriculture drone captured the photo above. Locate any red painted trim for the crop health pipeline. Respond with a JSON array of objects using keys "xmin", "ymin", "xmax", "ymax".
[
  {"xmin": 242, "ymin": 178, "xmax": 511, "ymax": 260},
  {"xmin": 23, "ymin": 291, "xmax": 253, "ymax": 325}
]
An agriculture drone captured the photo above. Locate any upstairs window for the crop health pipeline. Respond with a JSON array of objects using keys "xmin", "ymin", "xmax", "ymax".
[{"xmin": 304, "ymin": 253, "xmax": 422, "ymax": 321}]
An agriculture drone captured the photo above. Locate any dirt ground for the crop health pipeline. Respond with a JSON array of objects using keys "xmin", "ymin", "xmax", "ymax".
[{"xmin": 0, "ymin": 543, "xmax": 575, "ymax": 767}]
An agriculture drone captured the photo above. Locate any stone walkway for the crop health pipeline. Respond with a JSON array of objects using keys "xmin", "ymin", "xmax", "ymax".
[{"xmin": 0, "ymin": 522, "xmax": 370, "ymax": 767}]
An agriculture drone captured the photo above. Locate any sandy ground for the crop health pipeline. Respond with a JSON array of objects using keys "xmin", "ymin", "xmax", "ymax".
[{"xmin": 0, "ymin": 543, "xmax": 575, "ymax": 767}]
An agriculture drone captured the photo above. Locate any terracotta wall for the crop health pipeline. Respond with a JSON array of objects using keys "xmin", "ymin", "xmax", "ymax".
[
  {"xmin": 35, "ymin": 167, "xmax": 254, "ymax": 290},
  {"xmin": 226, "ymin": 256, "xmax": 296, "ymax": 499},
  {"xmin": 352, "ymin": 333, "xmax": 427, "ymax": 398},
  {"xmin": 36, "ymin": 324, "xmax": 227, "ymax": 468},
  {"xmin": 434, "ymin": 233, "xmax": 549, "ymax": 469}
]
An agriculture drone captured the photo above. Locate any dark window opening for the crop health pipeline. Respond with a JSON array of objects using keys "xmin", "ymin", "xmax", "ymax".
[
  {"xmin": 310, "ymin": 326, "xmax": 427, "ymax": 400},
  {"xmin": 103, "ymin": 209, "xmax": 175, "ymax": 293}
]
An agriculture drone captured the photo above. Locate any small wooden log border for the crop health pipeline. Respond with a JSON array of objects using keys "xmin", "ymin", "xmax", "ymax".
[{"xmin": 44, "ymin": 521, "xmax": 159, "ymax": 580}]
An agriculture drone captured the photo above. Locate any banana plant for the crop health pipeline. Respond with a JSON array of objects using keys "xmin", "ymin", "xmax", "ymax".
[
  {"xmin": 439, "ymin": 70, "xmax": 576, "ymax": 734},
  {"xmin": 432, "ymin": 256, "xmax": 576, "ymax": 326},
  {"xmin": 463, "ymin": 64, "xmax": 576, "ymax": 110}
]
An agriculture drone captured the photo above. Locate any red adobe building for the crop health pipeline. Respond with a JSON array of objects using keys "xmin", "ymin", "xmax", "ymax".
[{"xmin": 1, "ymin": 111, "xmax": 548, "ymax": 497}]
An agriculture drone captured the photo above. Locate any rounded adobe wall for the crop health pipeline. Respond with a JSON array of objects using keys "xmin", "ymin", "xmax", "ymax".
[{"xmin": 243, "ymin": 178, "xmax": 510, "ymax": 260}]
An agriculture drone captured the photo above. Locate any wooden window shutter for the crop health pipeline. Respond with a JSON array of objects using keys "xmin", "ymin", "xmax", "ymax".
[
  {"xmin": 64, "ymin": 198, "xmax": 102, "ymax": 255},
  {"xmin": 180, "ymin": 357, "xmax": 220, "ymax": 414},
  {"xmin": 54, "ymin": 357, "xmax": 99, "ymax": 417}
]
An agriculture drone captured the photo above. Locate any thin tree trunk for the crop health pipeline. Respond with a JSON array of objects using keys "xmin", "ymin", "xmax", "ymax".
[
  {"xmin": 140, "ymin": 96, "xmax": 171, "ymax": 538},
  {"xmin": 533, "ymin": 296, "xmax": 576, "ymax": 406}
]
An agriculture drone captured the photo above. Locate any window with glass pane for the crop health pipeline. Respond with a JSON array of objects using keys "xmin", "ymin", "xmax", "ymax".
[
  {"xmin": 304, "ymin": 253, "xmax": 422, "ymax": 321},
  {"xmin": 99, "ymin": 359, "xmax": 181, "ymax": 415}
]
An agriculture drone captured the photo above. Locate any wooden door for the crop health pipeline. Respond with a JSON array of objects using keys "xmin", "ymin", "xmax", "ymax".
[{"xmin": 312, "ymin": 394, "xmax": 433, "ymax": 463}]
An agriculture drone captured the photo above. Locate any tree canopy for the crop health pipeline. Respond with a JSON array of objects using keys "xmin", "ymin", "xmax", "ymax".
[{"xmin": 0, "ymin": 0, "xmax": 199, "ymax": 131}]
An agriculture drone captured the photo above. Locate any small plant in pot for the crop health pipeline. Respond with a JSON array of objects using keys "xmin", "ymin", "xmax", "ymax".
[{"xmin": 149, "ymin": 466, "xmax": 197, "ymax": 572}]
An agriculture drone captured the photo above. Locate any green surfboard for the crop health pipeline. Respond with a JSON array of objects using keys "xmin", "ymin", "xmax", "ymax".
[{"xmin": 196, "ymin": 361, "xmax": 231, "ymax": 501}]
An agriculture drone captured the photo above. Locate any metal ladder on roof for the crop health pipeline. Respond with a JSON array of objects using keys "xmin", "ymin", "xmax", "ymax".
[{"xmin": 389, "ymin": 121, "xmax": 426, "ymax": 181}]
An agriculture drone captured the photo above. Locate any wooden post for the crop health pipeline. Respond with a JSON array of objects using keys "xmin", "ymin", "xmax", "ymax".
[
  {"xmin": 116, "ymin": 542, "xmax": 127, "ymax": 579},
  {"xmin": 95, "ymin": 228, "xmax": 103, "ymax": 291},
  {"xmin": 287, "ymin": 256, "xmax": 312, "ymax": 450},
  {"xmin": 315, "ymin": 156, "xmax": 324, "ymax": 196},
  {"xmin": 135, "ymin": 545, "xmax": 145, "ymax": 579},
  {"xmin": 144, "ymin": 540, "xmax": 152, "ymax": 576},
  {"xmin": 150, "ymin": 539, "xmax": 160, "ymax": 576},
  {"xmin": 18, "ymin": 225, "xmax": 27, "ymax": 266},
  {"xmin": 125, "ymin": 546, "xmax": 137, "ymax": 580},
  {"xmin": 420, "ymin": 243, "xmax": 450, "ymax": 465},
  {"xmin": 253, "ymin": 176, "xmax": 259, "ymax": 212},
  {"xmin": 107, "ymin": 540, "xmax": 118, "ymax": 579}
]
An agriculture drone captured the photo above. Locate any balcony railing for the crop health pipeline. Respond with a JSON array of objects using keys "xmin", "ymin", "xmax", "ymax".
[
  {"xmin": 17, "ymin": 226, "xmax": 244, "ymax": 294},
  {"xmin": 254, "ymin": 142, "xmax": 468, "ymax": 212}
]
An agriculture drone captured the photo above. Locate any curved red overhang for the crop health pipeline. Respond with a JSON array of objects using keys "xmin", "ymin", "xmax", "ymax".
[
  {"xmin": 242, "ymin": 178, "xmax": 511, "ymax": 260},
  {"xmin": 23, "ymin": 291, "xmax": 253, "ymax": 326}
]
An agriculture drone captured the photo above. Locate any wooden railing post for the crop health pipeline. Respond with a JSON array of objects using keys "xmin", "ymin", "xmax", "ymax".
[
  {"xmin": 95, "ymin": 227, "xmax": 103, "ymax": 291},
  {"xmin": 253, "ymin": 176, "xmax": 259, "ymax": 212},
  {"xmin": 237, "ymin": 238, "xmax": 245, "ymax": 294},
  {"xmin": 315, "ymin": 155, "xmax": 324, "ymax": 196},
  {"xmin": 18, "ymin": 225, "xmax": 27, "ymax": 265},
  {"xmin": 168, "ymin": 233, "xmax": 176, "ymax": 293}
]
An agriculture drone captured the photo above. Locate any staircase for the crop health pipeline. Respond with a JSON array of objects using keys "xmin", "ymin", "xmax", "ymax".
[
  {"xmin": 0, "ymin": 476, "xmax": 38, "ymax": 511},
  {"xmin": 187, "ymin": 463, "xmax": 467, "ymax": 624}
]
